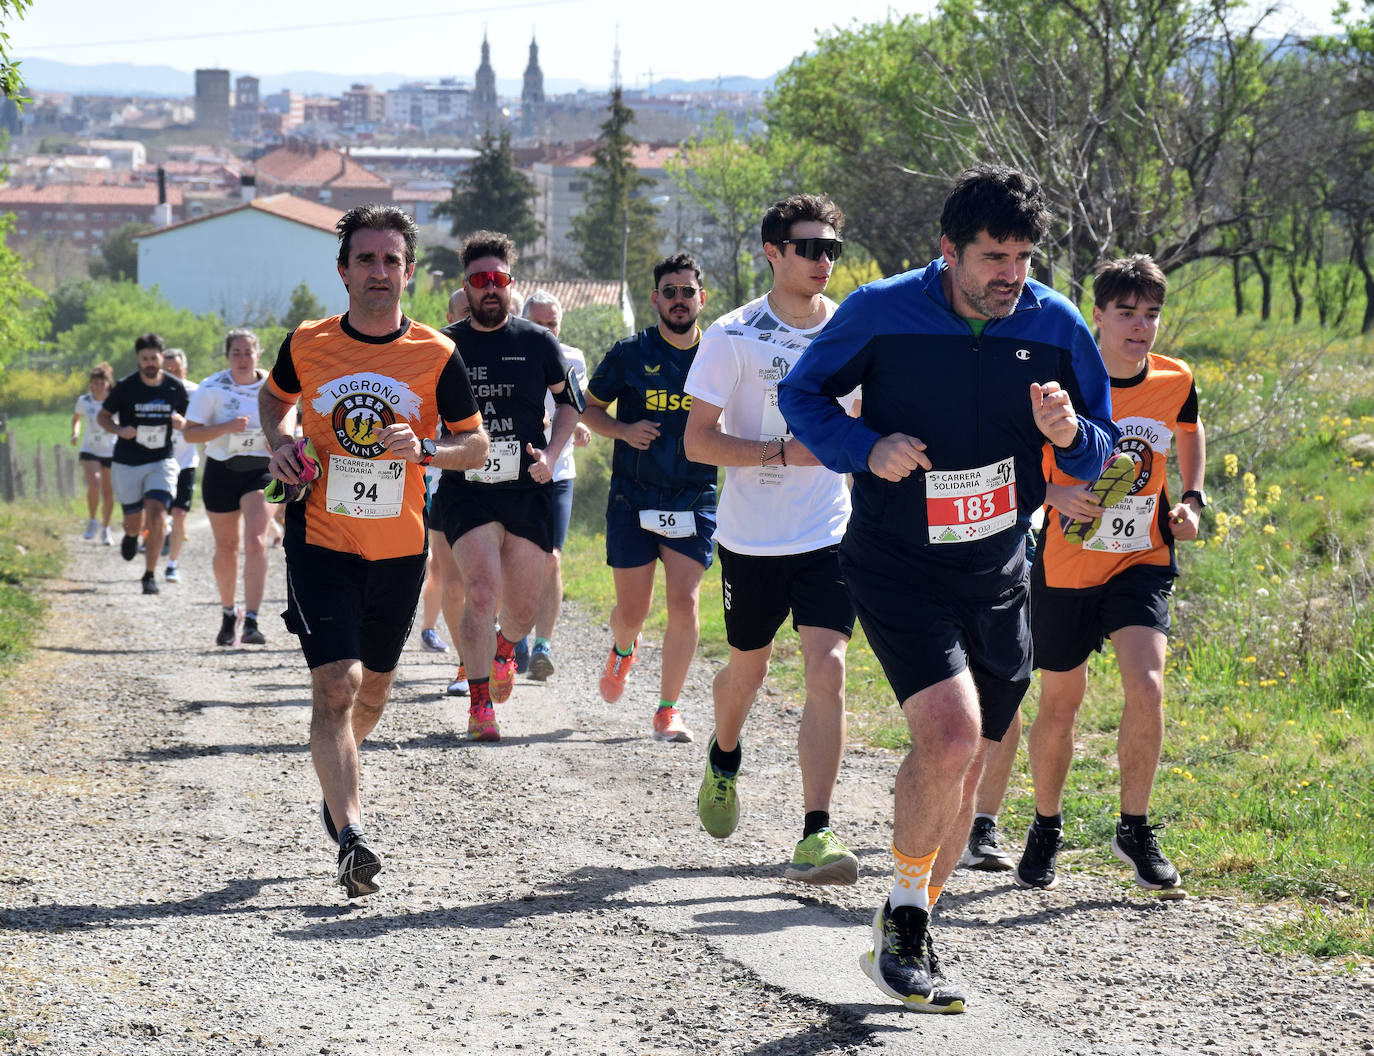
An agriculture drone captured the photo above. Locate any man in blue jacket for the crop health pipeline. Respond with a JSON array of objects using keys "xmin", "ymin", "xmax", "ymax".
[{"xmin": 778, "ymin": 165, "xmax": 1118, "ymax": 1013}]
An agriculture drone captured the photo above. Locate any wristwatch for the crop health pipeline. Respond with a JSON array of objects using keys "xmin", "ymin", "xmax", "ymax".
[
  {"xmin": 419, "ymin": 437, "xmax": 437, "ymax": 466},
  {"xmin": 1181, "ymin": 489, "xmax": 1207, "ymax": 508}
]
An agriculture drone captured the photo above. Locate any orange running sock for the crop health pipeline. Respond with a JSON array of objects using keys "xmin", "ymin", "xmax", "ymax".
[{"xmin": 889, "ymin": 844, "xmax": 939, "ymax": 911}]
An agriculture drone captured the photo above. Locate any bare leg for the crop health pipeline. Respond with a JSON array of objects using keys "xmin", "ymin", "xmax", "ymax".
[
  {"xmin": 311, "ymin": 659, "xmax": 396, "ymax": 830},
  {"xmin": 710, "ymin": 644, "xmax": 771, "ymax": 751},
  {"xmin": 533, "ymin": 549, "xmax": 562, "ymax": 641},
  {"xmin": 453, "ymin": 523, "xmax": 504, "ymax": 674},
  {"xmin": 1027, "ymin": 664, "xmax": 1089, "ymax": 817},
  {"xmin": 657, "ymin": 546, "xmax": 704, "ymax": 703},
  {"xmin": 1110, "ymin": 626, "xmax": 1167, "ymax": 815},
  {"xmin": 168, "ymin": 507, "xmax": 188, "ymax": 564},
  {"xmin": 974, "ymin": 708, "xmax": 1022, "ymax": 816},
  {"xmin": 142, "ymin": 499, "xmax": 167, "ymax": 576},
  {"xmin": 207, "ymin": 510, "xmax": 243, "ymax": 608},
  {"xmin": 491, "ymin": 533, "xmax": 549, "ymax": 643},
  {"xmin": 797, "ymin": 626, "xmax": 848, "ymax": 814},
  {"xmin": 420, "ymin": 548, "xmax": 442, "ymax": 633},
  {"xmin": 608, "ymin": 562, "xmax": 656, "ymax": 654},
  {"xmin": 430, "ymin": 529, "xmax": 465, "ymax": 658},
  {"xmin": 240, "ymin": 492, "xmax": 271, "ymax": 612}
]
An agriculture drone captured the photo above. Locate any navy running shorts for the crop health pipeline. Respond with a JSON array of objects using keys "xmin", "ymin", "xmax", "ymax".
[
  {"xmin": 718, "ymin": 543, "xmax": 855, "ymax": 652},
  {"xmin": 605, "ymin": 478, "xmax": 716, "ymax": 570},
  {"xmin": 1030, "ymin": 560, "xmax": 1174, "ymax": 673},
  {"xmin": 550, "ymin": 478, "xmax": 574, "ymax": 551},
  {"xmin": 201, "ymin": 457, "xmax": 271, "ymax": 514},
  {"xmin": 281, "ymin": 540, "xmax": 427, "ymax": 672},
  {"xmin": 431, "ymin": 477, "xmax": 557, "ymax": 554},
  {"xmin": 839, "ymin": 538, "xmax": 1030, "ymax": 742}
]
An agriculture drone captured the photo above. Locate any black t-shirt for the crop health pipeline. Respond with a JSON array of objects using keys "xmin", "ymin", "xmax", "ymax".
[
  {"xmin": 102, "ymin": 372, "xmax": 188, "ymax": 466},
  {"xmin": 587, "ymin": 326, "xmax": 717, "ymax": 491},
  {"xmin": 440, "ymin": 315, "xmax": 569, "ymax": 488}
]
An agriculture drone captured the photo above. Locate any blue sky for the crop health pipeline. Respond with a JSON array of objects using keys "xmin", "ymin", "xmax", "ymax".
[{"xmin": 8, "ymin": 0, "xmax": 1345, "ymax": 87}]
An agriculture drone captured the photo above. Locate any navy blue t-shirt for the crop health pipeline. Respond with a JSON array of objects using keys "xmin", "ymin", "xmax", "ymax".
[
  {"xmin": 103, "ymin": 372, "xmax": 188, "ymax": 466},
  {"xmin": 587, "ymin": 326, "xmax": 717, "ymax": 493}
]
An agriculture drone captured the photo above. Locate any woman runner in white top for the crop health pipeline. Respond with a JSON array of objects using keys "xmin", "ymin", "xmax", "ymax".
[
  {"xmin": 183, "ymin": 329, "xmax": 274, "ymax": 646},
  {"xmin": 71, "ymin": 362, "xmax": 118, "ymax": 543}
]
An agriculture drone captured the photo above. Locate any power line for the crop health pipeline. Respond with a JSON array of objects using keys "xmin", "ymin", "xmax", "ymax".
[{"xmin": 21, "ymin": 0, "xmax": 582, "ymax": 53}]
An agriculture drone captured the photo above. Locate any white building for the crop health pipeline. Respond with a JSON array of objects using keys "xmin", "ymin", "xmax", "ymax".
[
  {"xmin": 384, "ymin": 80, "xmax": 472, "ymax": 130},
  {"xmin": 134, "ymin": 193, "xmax": 345, "ymax": 323}
]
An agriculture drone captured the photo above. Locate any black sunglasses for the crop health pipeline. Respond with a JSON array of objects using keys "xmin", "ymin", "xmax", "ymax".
[
  {"xmin": 779, "ymin": 237, "xmax": 844, "ymax": 262},
  {"xmin": 658, "ymin": 284, "xmax": 700, "ymax": 300}
]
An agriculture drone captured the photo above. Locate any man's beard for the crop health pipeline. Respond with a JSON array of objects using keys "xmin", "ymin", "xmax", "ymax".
[
  {"xmin": 658, "ymin": 307, "xmax": 696, "ymax": 335},
  {"xmin": 471, "ymin": 298, "xmax": 508, "ymax": 328},
  {"xmin": 956, "ymin": 273, "xmax": 1023, "ymax": 319},
  {"xmin": 140, "ymin": 365, "xmax": 161, "ymax": 379}
]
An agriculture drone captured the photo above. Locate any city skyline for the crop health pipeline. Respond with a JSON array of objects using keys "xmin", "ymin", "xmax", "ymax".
[{"xmin": 9, "ymin": 0, "xmax": 1343, "ymax": 90}]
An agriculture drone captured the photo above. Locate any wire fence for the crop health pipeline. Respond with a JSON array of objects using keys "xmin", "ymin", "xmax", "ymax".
[{"xmin": 0, "ymin": 415, "xmax": 79, "ymax": 503}]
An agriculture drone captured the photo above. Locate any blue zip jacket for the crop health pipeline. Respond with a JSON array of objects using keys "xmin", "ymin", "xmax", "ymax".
[{"xmin": 778, "ymin": 259, "xmax": 1119, "ymax": 572}]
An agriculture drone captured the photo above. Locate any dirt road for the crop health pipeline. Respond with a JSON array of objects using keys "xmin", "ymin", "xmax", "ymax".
[{"xmin": 1, "ymin": 517, "xmax": 1369, "ymax": 1054}]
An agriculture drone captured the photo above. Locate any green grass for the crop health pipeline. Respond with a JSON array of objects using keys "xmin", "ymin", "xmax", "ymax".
[
  {"xmin": 5, "ymin": 410, "xmax": 76, "ymax": 453},
  {"xmin": 559, "ymin": 294, "xmax": 1374, "ymax": 961},
  {"xmin": 0, "ymin": 500, "xmax": 72, "ymax": 678}
]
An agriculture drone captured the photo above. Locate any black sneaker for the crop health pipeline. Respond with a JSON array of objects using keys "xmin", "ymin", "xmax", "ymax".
[
  {"xmin": 120, "ymin": 534, "xmax": 138, "ymax": 561},
  {"xmin": 141, "ymin": 571, "xmax": 160, "ymax": 595},
  {"xmin": 924, "ymin": 930, "xmax": 967, "ymax": 1013},
  {"xmin": 239, "ymin": 618, "xmax": 267, "ymax": 646},
  {"xmin": 337, "ymin": 832, "xmax": 382, "ymax": 898},
  {"xmin": 959, "ymin": 817, "xmax": 1014, "ymax": 871},
  {"xmin": 216, "ymin": 611, "xmax": 237, "ymax": 647},
  {"xmin": 1112, "ymin": 822, "xmax": 1181, "ymax": 890},
  {"xmin": 1014, "ymin": 823, "xmax": 1063, "ymax": 890},
  {"xmin": 858, "ymin": 900, "xmax": 935, "ymax": 1010}
]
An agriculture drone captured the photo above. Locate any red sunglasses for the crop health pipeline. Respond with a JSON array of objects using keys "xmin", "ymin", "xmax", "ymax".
[{"xmin": 466, "ymin": 270, "xmax": 513, "ymax": 289}]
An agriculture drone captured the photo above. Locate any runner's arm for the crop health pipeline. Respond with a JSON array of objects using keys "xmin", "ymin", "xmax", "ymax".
[
  {"xmin": 1169, "ymin": 417, "xmax": 1206, "ymax": 539},
  {"xmin": 96, "ymin": 407, "xmax": 134, "ymax": 440}
]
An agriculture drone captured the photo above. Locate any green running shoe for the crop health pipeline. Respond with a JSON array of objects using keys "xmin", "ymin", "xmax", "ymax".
[
  {"xmin": 1060, "ymin": 452, "xmax": 1138, "ymax": 545},
  {"xmin": 785, "ymin": 827, "xmax": 859, "ymax": 885},
  {"xmin": 697, "ymin": 737, "xmax": 739, "ymax": 839}
]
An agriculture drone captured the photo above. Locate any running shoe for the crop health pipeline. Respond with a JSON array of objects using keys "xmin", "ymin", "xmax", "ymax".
[
  {"xmin": 336, "ymin": 831, "xmax": 381, "ymax": 898},
  {"xmin": 141, "ymin": 571, "xmax": 159, "ymax": 595},
  {"xmin": 785, "ymin": 828, "xmax": 860, "ymax": 885},
  {"xmin": 697, "ymin": 739, "xmax": 739, "ymax": 838},
  {"xmin": 164, "ymin": 565, "xmax": 180, "ymax": 584},
  {"xmin": 598, "ymin": 636, "xmax": 639, "ymax": 703},
  {"xmin": 651, "ymin": 705, "xmax": 693, "ymax": 743},
  {"xmin": 82, "ymin": 518, "xmax": 98, "ymax": 541},
  {"xmin": 447, "ymin": 664, "xmax": 470, "ymax": 697},
  {"xmin": 958, "ymin": 817, "xmax": 1015, "ymax": 871},
  {"xmin": 513, "ymin": 635, "xmax": 530, "ymax": 674},
  {"xmin": 319, "ymin": 798, "xmax": 339, "ymax": 845},
  {"xmin": 216, "ymin": 610, "xmax": 238, "ymax": 647},
  {"xmin": 120, "ymin": 534, "xmax": 138, "ymax": 561},
  {"xmin": 239, "ymin": 617, "xmax": 267, "ymax": 646},
  {"xmin": 100, "ymin": 526, "xmax": 114, "ymax": 546},
  {"xmin": 528, "ymin": 641, "xmax": 554, "ymax": 681},
  {"xmin": 1112, "ymin": 822, "xmax": 1181, "ymax": 890},
  {"xmin": 490, "ymin": 655, "xmax": 517, "ymax": 704},
  {"xmin": 1060, "ymin": 452, "xmax": 1137, "ymax": 545},
  {"xmin": 1014, "ymin": 823, "xmax": 1063, "ymax": 890},
  {"xmin": 420, "ymin": 628, "xmax": 448, "ymax": 652},
  {"xmin": 467, "ymin": 700, "xmax": 500, "ymax": 742},
  {"xmin": 924, "ymin": 930, "xmax": 967, "ymax": 1013},
  {"xmin": 858, "ymin": 900, "xmax": 935, "ymax": 1010}
]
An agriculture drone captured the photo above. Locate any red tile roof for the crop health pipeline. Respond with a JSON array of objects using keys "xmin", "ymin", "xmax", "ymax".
[
  {"xmin": 255, "ymin": 145, "xmax": 390, "ymax": 190},
  {"xmin": 0, "ymin": 184, "xmax": 185, "ymax": 206},
  {"xmin": 512, "ymin": 278, "xmax": 626, "ymax": 312},
  {"xmin": 557, "ymin": 143, "xmax": 680, "ymax": 170},
  {"xmin": 133, "ymin": 193, "xmax": 341, "ymax": 239}
]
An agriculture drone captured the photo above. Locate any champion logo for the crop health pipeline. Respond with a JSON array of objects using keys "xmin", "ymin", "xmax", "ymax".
[{"xmin": 1015, "ymin": 348, "xmax": 1031, "ymax": 361}]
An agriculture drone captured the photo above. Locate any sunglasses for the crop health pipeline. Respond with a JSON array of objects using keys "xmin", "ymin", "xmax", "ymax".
[
  {"xmin": 779, "ymin": 237, "xmax": 844, "ymax": 262},
  {"xmin": 658, "ymin": 284, "xmax": 700, "ymax": 300},
  {"xmin": 465, "ymin": 270, "xmax": 513, "ymax": 289}
]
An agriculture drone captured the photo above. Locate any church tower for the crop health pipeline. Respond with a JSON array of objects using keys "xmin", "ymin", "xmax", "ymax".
[
  {"xmin": 474, "ymin": 33, "xmax": 499, "ymax": 131},
  {"xmin": 521, "ymin": 34, "xmax": 545, "ymax": 136}
]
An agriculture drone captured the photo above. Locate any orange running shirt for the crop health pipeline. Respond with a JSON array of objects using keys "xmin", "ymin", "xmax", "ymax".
[
  {"xmin": 1039, "ymin": 352, "xmax": 1200, "ymax": 590},
  {"xmin": 267, "ymin": 314, "xmax": 481, "ymax": 560}
]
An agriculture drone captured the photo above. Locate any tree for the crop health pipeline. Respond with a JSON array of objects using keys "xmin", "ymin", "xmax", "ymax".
[
  {"xmin": 55, "ymin": 282, "xmax": 225, "ymax": 379},
  {"xmin": 664, "ymin": 115, "xmax": 786, "ymax": 306},
  {"xmin": 0, "ymin": 0, "xmax": 32, "ymax": 103},
  {"xmin": 567, "ymin": 88, "xmax": 665, "ymax": 321},
  {"xmin": 279, "ymin": 281, "xmax": 327, "ymax": 330},
  {"xmin": 88, "ymin": 223, "xmax": 148, "ymax": 282},
  {"xmin": 0, "ymin": 214, "xmax": 48, "ymax": 366},
  {"xmin": 434, "ymin": 130, "xmax": 542, "ymax": 256}
]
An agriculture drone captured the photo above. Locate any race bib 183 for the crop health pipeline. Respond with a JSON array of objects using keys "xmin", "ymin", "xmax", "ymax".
[{"xmin": 925, "ymin": 459, "xmax": 1018, "ymax": 543}]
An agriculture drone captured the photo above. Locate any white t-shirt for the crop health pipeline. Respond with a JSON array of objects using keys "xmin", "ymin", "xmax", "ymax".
[
  {"xmin": 186, "ymin": 370, "xmax": 269, "ymax": 463},
  {"xmin": 74, "ymin": 392, "xmax": 116, "ymax": 458},
  {"xmin": 543, "ymin": 344, "xmax": 588, "ymax": 483},
  {"xmin": 170, "ymin": 378, "xmax": 199, "ymax": 469},
  {"xmin": 685, "ymin": 294, "xmax": 856, "ymax": 556}
]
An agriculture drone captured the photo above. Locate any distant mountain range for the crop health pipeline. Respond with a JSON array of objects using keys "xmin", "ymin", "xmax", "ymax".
[{"xmin": 17, "ymin": 58, "xmax": 775, "ymax": 99}]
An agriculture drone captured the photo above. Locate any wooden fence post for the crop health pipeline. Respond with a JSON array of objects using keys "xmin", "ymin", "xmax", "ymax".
[{"xmin": 0, "ymin": 414, "xmax": 12, "ymax": 503}]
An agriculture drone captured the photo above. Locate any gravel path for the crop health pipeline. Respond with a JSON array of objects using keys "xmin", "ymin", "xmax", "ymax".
[{"xmin": 2, "ymin": 515, "xmax": 1371, "ymax": 1055}]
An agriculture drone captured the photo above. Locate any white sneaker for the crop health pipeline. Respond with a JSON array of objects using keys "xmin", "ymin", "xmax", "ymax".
[
  {"xmin": 82, "ymin": 518, "xmax": 98, "ymax": 541},
  {"xmin": 100, "ymin": 526, "xmax": 114, "ymax": 546}
]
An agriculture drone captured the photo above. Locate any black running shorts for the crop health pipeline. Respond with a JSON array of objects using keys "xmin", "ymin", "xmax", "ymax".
[
  {"xmin": 431, "ymin": 477, "xmax": 556, "ymax": 554},
  {"xmin": 1030, "ymin": 560, "xmax": 1174, "ymax": 673},
  {"xmin": 718, "ymin": 544, "xmax": 855, "ymax": 652},
  {"xmin": 282, "ymin": 541, "xmax": 427, "ymax": 672},
  {"xmin": 171, "ymin": 466, "xmax": 196, "ymax": 512},
  {"xmin": 201, "ymin": 457, "xmax": 272, "ymax": 514},
  {"xmin": 839, "ymin": 540, "xmax": 1030, "ymax": 742}
]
